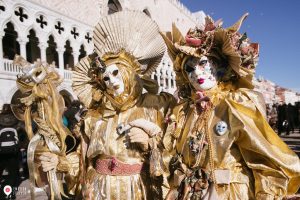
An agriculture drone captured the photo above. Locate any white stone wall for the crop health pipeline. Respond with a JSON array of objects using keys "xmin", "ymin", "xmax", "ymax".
[
  {"xmin": 27, "ymin": 0, "xmax": 102, "ymax": 27},
  {"xmin": 0, "ymin": 0, "xmax": 206, "ymax": 109},
  {"xmin": 284, "ymin": 90, "xmax": 300, "ymax": 105},
  {"xmin": 115, "ymin": 0, "xmax": 203, "ymax": 33},
  {"xmin": 25, "ymin": 0, "xmax": 205, "ymax": 33},
  {"xmin": 253, "ymin": 77, "xmax": 277, "ymax": 105},
  {"xmin": 0, "ymin": 0, "xmax": 94, "ymax": 106}
]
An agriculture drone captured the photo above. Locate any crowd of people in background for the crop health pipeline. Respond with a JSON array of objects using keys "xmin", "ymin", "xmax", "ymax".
[{"xmin": 267, "ymin": 102, "xmax": 300, "ymax": 135}]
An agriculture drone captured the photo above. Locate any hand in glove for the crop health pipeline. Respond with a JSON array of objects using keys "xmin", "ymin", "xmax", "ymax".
[
  {"xmin": 129, "ymin": 119, "xmax": 164, "ymax": 176},
  {"xmin": 39, "ymin": 152, "xmax": 69, "ymax": 172},
  {"xmin": 127, "ymin": 127, "xmax": 150, "ymax": 151},
  {"xmin": 126, "ymin": 119, "xmax": 162, "ymax": 151},
  {"xmin": 129, "ymin": 119, "xmax": 162, "ymax": 137},
  {"xmin": 39, "ymin": 152, "xmax": 59, "ymax": 172}
]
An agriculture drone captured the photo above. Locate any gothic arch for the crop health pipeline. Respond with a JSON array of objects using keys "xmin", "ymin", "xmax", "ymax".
[
  {"xmin": 1, "ymin": 18, "xmax": 21, "ymax": 34},
  {"xmin": 46, "ymin": 31, "xmax": 59, "ymax": 45},
  {"xmin": 78, "ymin": 44, "xmax": 87, "ymax": 60},
  {"xmin": 2, "ymin": 21, "xmax": 20, "ymax": 60},
  {"xmin": 63, "ymin": 40, "xmax": 74, "ymax": 69},
  {"xmin": 46, "ymin": 34, "xmax": 59, "ymax": 67},
  {"xmin": 26, "ymin": 28, "xmax": 41, "ymax": 63}
]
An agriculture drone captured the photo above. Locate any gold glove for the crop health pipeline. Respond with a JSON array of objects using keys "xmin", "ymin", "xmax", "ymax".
[{"xmin": 39, "ymin": 152, "xmax": 69, "ymax": 172}]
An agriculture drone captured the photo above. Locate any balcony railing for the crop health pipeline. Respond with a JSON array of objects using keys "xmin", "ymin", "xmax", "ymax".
[
  {"xmin": 3, "ymin": 59, "xmax": 22, "ymax": 73},
  {"xmin": 1, "ymin": 58, "xmax": 176, "ymax": 94},
  {"xmin": 1, "ymin": 58, "xmax": 73, "ymax": 81},
  {"xmin": 64, "ymin": 70, "xmax": 73, "ymax": 81}
]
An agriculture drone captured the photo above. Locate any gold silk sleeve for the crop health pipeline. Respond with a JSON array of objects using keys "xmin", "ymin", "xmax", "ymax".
[
  {"xmin": 141, "ymin": 92, "xmax": 177, "ymax": 130},
  {"xmin": 161, "ymin": 100, "xmax": 189, "ymax": 192},
  {"xmin": 226, "ymin": 91, "xmax": 300, "ymax": 198}
]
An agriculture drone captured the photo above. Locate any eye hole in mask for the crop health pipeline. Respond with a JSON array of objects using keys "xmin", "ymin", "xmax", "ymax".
[
  {"xmin": 112, "ymin": 69, "xmax": 118, "ymax": 76},
  {"xmin": 103, "ymin": 76, "xmax": 110, "ymax": 81},
  {"xmin": 185, "ymin": 65, "xmax": 195, "ymax": 73},
  {"xmin": 199, "ymin": 60, "xmax": 208, "ymax": 66},
  {"xmin": 35, "ymin": 70, "xmax": 42, "ymax": 77}
]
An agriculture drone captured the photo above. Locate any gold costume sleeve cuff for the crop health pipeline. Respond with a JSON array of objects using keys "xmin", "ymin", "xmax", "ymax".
[{"xmin": 57, "ymin": 156, "xmax": 70, "ymax": 172}]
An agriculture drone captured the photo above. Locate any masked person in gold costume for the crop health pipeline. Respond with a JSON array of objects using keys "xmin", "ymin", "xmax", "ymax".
[
  {"xmin": 13, "ymin": 56, "xmax": 77, "ymax": 200},
  {"xmin": 34, "ymin": 11, "xmax": 175, "ymax": 200},
  {"xmin": 162, "ymin": 14, "xmax": 300, "ymax": 200}
]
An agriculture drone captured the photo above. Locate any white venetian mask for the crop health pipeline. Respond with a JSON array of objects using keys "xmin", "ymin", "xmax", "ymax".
[
  {"xmin": 103, "ymin": 64, "xmax": 125, "ymax": 97},
  {"xmin": 215, "ymin": 121, "xmax": 228, "ymax": 135},
  {"xmin": 184, "ymin": 56, "xmax": 217, "ymax": 91}
]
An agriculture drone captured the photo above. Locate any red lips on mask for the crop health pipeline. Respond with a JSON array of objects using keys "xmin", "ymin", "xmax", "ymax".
[{"xmin": 198, "ymin": 78, "xmax": 205, "ymax": 84}]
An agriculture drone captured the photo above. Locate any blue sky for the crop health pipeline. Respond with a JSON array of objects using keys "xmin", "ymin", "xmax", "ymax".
[{"xmin": 181, "ymin": 0, "xmax": 300, "ymax": 92}]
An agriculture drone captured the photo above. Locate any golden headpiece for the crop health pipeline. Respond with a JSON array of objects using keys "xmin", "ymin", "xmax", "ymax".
[
  {"xmin": 72, "ymin": 10, "xmax": 166, "ymax": 108},
  {"xmin": 161, "ymin": 13, "xmax": 259, "ymax": 90},
  {"xmin": 14, "ymin": 55, "xmax": 61, "ymax": 93}
]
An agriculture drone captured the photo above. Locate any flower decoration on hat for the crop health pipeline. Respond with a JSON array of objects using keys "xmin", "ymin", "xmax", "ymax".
[
  {"xmin": 209, "ymin": 13, "xmax": 260, "ymax": 89},
  {"xmin": 162, "ymin": 13, "xmax": 259, "ymax": 93}
]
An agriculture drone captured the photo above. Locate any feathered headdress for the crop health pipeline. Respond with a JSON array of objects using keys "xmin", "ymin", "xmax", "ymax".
[{"xmin": 161, "ymin": 13, "xmax": 259, "ymax": 91}]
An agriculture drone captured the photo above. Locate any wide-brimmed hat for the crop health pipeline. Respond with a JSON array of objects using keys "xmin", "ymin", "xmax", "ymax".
[{"xmin": 161, "ymin": 13, "xmax": 259, "ymax": 90}]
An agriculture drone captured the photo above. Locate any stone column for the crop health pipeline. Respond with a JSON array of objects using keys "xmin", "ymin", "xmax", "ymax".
[
  {"xmin": 57, "ymin": 47, "xmax": 65, "ymax": 78},
  {"xmin": 161, "ymin": 65, "xmax": 167, "ymax": 91},
  {"xmin": 172, "ymin": 71, "xmax": 176, "ymax": 90},
  {"xmin": 38, "ymin": 42, "xmax": 47, "ymax": 62},
  {"xmin": 0, "ymin": 33, "xmax": 4, "ymax": 60},
  {"xmin": 155, "ymin": 67, "xmax": 161, "ymax": 93},
  {"xmin": 17, "ymin": 38, "xmax": 28, "ymax": 59},
  {"xmin": 0, "ymin": 33, "xmax": 4, "ymax": 71},
  {"xmin": 72, "ymin": 52, "xmax": 79, "ymax": 67}
]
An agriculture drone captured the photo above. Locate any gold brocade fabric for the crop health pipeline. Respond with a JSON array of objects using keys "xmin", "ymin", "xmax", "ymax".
[
  {"xmin": 164, "ymin": 88, "xmax": 300, "ymax": 200},
  {"xmin": 84, "ymin": 92, "xmax": 175, "ymax": 200}
]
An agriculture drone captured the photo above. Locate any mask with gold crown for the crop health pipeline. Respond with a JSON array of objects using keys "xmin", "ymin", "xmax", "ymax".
[{"xmin": 72, "ymin": 11, "xmax": 166, "ymax": 113}]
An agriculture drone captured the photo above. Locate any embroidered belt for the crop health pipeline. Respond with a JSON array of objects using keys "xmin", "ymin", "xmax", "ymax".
[{"xmin": 95, "ymin": 157, "xmax": 143, "ymax": 176}]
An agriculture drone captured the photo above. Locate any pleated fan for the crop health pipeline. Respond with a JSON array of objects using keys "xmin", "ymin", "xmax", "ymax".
[
  {"xmin": 72, "ymin": 10, "xmax": 166, "ymax": 108},
  {"xmin": 93, "ymin": 10, "xmax": 166, "ymax": 76}
]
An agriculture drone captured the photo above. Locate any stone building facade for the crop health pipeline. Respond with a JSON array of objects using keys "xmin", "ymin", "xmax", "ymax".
[
  {"xmin": 254, "ymin": 76, "xmax": 300, "ymax": 105},
  {"xmin": 0, "ymin": 0, "xmax": 205, "ymax": 109},
  {"xmin": 253, "ymin": 76, "xmax": 277, "ymax": 105}
]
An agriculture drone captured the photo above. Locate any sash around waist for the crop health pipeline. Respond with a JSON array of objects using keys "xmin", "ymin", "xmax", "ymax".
[{"xmin": 94, "ymin": 157, "xmax": 144, "ymax": 176}]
